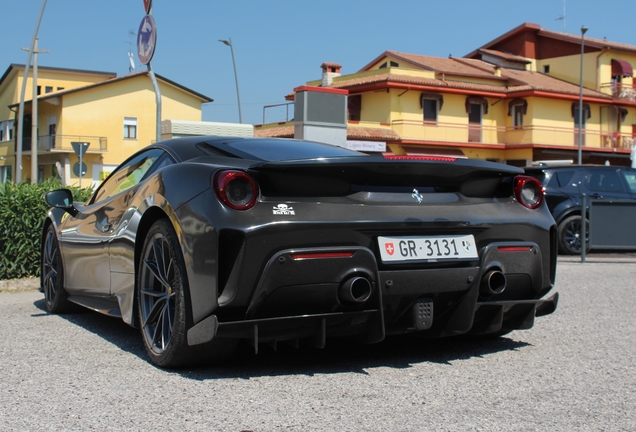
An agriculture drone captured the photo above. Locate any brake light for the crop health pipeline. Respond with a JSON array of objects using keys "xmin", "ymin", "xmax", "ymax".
[
  {"xmin": 214, "ymin": 170, "xmax": 258, "ymax": 211},
  {"xmin": 383, "ymin": 155, "xmax": 457, "ymax": 162},
  {"xmin": 513, "ymin": 176, "xmax": 544, "ymax": 209}
]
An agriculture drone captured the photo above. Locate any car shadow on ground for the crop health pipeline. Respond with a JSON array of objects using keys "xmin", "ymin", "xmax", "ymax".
[{"xmin": 33, "ymin": 298, "xmax": 530, "ymax": 379}]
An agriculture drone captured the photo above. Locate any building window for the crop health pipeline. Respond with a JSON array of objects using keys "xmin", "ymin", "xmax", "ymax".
[
  {"xmin": 37, "ymin": 86, "xmax": 41, "ymax": 95},
  {"xmin": 378, "ymin": 62, "xmax": 387, "ymax": 69},
  {"xmin": 57, "ymin": 87, "xmax": 64, "ymax": 91},
  {"xmin": 508, "ymin": 99, "xmax": 527, "ymax": 129},
  {"xmin": 348, "ymin": 95, "xmax": 361, "ymax": 121},
  {"xmin": 543, "ymin": 65, "xmax": 550, "ymax": 73},
  {"xmin": 124, "ymin": 117, "xmax": 137, "ymax": 139},
  {"xmin": 0, "ymin": 165, "xmax": 11, "ymax": 183},
  {"xmin": 422, "ymin": 99, "xmax": 438, "ymax": 122},
  {"xmin": 390, "ymin": 61, "xmax": 399, "ymax": 67},
  {"xmin": 45, "ymin": 86, "xmax": 53, "ymax": 93},
  {"xmin": 420, "ymin": 93, "xmax": 443, "ymax": 123},
  {"xmin": 512, "ymin": 105, "xmax": 524, "ymax": 128}
]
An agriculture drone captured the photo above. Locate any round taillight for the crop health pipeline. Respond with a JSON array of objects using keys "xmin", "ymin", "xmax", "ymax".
[
  {"xmin": 214, "ymin": 170, "xmax": 258, "ymax": 211},
  {"xmin": 514, "ymin": 176, "xmax": 544, "ymax": 209}
]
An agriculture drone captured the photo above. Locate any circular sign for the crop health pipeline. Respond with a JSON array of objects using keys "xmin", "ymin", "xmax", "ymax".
[
  {"xmin": 73, "ymin": 162, "xmax": 87, "ymax": 177},
  {"xmin": 137, "ymin": 15, "xmax": 157, "ymax": 65}
]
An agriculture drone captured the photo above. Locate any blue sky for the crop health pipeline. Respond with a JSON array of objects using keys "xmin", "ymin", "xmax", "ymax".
[{"xmin": 2, "ymin": 1, "xmax": 635, "ymax": 126}]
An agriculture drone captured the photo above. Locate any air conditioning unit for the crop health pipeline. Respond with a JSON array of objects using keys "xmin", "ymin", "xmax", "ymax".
[{"xmin": 161, "ymin": 120, "xmax": 254, "ymax": 140}]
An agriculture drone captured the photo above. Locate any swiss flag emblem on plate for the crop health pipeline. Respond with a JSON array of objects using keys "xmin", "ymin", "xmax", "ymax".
[{"xmin": 385, "ymin": 242, "xmax": 395, "ymax": 256}]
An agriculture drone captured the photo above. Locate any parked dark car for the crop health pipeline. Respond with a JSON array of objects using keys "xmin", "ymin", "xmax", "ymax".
[
  {"xmin": 42, "ymin": 136, "xmax": 558, "ymax": 368},
  {"xmin": 525, "ymin": 164, "xmax": 636, "ymax": 254}
]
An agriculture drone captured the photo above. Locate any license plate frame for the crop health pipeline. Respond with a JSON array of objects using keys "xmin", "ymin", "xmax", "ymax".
[{"xmin": 378, "ymin": 234, "xmax": 478, "ymax": 263}]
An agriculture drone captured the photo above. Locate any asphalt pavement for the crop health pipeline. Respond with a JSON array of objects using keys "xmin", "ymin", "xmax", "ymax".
[{"xmin": 1, "ymin": 261, "xmax": 635, "ymax": 431}]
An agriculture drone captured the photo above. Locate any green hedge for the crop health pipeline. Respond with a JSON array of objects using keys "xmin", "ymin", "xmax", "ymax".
[{"xmin": 0, "ymin": 180, "xmax": 92, "ymax": 280}]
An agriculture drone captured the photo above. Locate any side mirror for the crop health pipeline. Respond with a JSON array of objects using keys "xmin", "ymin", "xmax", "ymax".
[{"xmin": 45, "ymin": 189, "xmax": 77, "ymax": 216}]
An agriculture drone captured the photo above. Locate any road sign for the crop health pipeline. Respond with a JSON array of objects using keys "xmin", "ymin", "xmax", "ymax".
[
  {"xmin": 72, "ymin": 162, "xmax": 87, "ymax": 177},
  {"xmin": 143, "ymin": 0, "xmax": 152, "ymax": 13},
  {"xmin": 71, "ymin": 142, "xmax": 90, "ymax": 158},
  {"xmin": 137, "ymin": 15, "xmax": 157, "ymax": 65}
]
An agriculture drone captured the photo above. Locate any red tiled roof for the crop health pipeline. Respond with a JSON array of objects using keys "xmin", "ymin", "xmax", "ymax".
[
  {"xmin": 465, "ymin": 22, "xmax": 636, "ymax": 59},
  {"xmin": 253, "ymin": 125, "xmax": 294, "ymax": 138},
  {"xmin": 317, "ymin": 70, "xmax": 609, "ymax": 100},
  {"xmin": 362, "ymin": 51, "xmax": 507, "ymax": 81},
  {"xmin": 254, "ymin": 125, "xmax": 401, "ymax": 141},
  {"xmin": 478, "ymin": 49, "xmax": 531, "ymax": 64}
]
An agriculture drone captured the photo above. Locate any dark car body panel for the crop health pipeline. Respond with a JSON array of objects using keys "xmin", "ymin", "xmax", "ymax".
[
  {"xmin": 525, "ymin": 164, "xmax": 636, "ymax": 224},
  {"xmin": 44, "ymin": 136, "xmax": 558, "ymax": 354}
]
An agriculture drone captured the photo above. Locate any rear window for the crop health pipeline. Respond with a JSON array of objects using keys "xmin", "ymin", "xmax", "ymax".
[{"xmin": 220, "ymin": 139, "xmax": 365, "ymax": 161}]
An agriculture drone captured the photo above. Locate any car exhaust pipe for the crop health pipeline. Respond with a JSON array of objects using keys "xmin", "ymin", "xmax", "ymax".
[
  {"xmin": 480, "ymin": 270, "xmax": 506, "ymax": 296},
  {"xmin": 338, "ymin": 277, "xmax": 373, "ymax": 305}
]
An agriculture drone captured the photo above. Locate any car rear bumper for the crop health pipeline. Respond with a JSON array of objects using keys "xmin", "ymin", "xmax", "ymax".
[{"xmin": 187, "ymin": 242, "xmax": 558, "ymax": 348}]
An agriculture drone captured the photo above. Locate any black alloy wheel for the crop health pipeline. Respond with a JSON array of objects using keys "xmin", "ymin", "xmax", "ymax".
[
  {"xmin": 138, "ymin": 219, "xmax": 236, "ymax": 368},
  {"xmin": 557, "ymin": 215, "xmax": 590, "ymax": 255},
  {"xmin": 41, "ymin": 225, "xmax": 72, "ymax": 313}
]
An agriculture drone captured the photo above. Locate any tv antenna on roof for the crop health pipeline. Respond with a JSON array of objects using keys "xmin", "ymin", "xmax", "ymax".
[
  {"xmin": 124, "ymin": 30, "xmax": 136, "ymax": 73},
  {"xmin": 555, "ymin": 0, "xmax": 566, "ymax": 33}
]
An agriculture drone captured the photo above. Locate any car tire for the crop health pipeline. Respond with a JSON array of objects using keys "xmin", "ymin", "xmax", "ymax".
[
  {"xmin": 557, "ymin": 214, "xmax": 590, "ymax": 255},
  {"xmin": 41, "ymin": 224, "xmax": 73, "ymax": 313},
  {"xmin": 138, "ymin": 219, "xmax": 236, "ymax": 368}
]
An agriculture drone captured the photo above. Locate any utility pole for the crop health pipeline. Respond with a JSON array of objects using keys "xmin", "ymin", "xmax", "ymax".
[
  {"xmin": 22, "ymin": 38, "xmax": 48, "ymax": 184},
  {"xmin": 16, "ymin": 0, "xmax": 47, "ymax": 183}
]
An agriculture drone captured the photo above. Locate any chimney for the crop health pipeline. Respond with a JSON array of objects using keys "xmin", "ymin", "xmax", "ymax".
[
  {"xmin": 321, "ymin": 62, "xmax": 342, "ymax": 86},
  {"xmin": 494, "ymin": 66, "xmax": 502, "ymax": 77}
]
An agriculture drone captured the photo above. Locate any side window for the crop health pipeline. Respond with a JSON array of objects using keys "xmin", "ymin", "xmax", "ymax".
[
  {"xmin": 91, "ymin": 149, "xmax": 168, "ymax": 204},
  {"xmin": 585, "ymin": 170, "xmax": 623, "ymax": 192},
  {"xmin": 620, "ymin": 170, "xmax": 636, "ymax": 193},
  {"xmin": 551, "ymin": 170, "xmax": 575, "ymax": 188}
]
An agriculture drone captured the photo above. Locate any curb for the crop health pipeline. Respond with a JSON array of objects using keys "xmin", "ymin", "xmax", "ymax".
[{"xmin": 0, "ymin": 277, "xmax": 40, "ymax": 293}]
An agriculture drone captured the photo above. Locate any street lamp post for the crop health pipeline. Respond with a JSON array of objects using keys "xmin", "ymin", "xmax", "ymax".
[
  {"xmin": 578, "ymin": 25, "xmax": 588, "ymax": 165},
  {"xmin": 219, "ymin": 38, "xmax": 243, "ymax": 124}
]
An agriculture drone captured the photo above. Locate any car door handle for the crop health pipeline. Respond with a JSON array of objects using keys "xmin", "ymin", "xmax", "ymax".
[
  {"xmin": 589, "ymin": 193, "xmax": 602, "ymax": 199},
  {"xmin": 101, "ymin": 223, "xmax": 112, "ymax": 233}
]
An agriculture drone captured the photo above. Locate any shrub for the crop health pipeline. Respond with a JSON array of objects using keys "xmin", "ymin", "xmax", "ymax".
[{"xmin": 0, "ymin": 180, "xmax": 92, "ymax": 280}]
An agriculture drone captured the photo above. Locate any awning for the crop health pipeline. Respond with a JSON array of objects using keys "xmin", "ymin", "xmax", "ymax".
[
  {"xmin": 508, "ymin": 98, "xmax": 528, "ymax": 116},
  {"xmin": 571, "ymin": 102, "xmax": 591, "ymax": 119},
  {"xmin": 420, "ymin": 93, "xmax": 444, "ymax": 110},
  {"xmin": 465, "ymin": 96, "xmax": 489, "ymax": 114},
  {"xmin": 611, "ymin": 59, "xmax": 633, "ymax": 77}
]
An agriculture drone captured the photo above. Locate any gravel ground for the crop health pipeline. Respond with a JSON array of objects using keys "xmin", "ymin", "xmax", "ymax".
[{"xmin": 1, "ymin": 261, "xmax": 635, "ymax": 431}]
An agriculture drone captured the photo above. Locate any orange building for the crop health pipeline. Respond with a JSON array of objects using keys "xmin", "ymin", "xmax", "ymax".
[{"xmin": 256, "ymin": 23, "xmax": 636, "ymax": 166}]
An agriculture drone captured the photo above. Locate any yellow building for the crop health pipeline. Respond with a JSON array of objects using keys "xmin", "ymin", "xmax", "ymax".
[
  {"xmin": 0, "ymin": 64, "xmax": 212, "ymax": 185},
  {"xmin": 256, "ymin": 23, "xmax": 636, "ymax": 166}
]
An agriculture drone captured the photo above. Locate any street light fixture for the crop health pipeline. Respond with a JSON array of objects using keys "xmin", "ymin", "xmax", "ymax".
[
  {"xmin": 219, "ymin": 38, "xmax": 243, "ymax": 124},
  {"xmin": 578, "ymin": 25, "xmax": 588, "ymax": 165}
]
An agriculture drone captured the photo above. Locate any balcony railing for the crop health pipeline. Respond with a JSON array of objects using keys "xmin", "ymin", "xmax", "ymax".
[
  {"xmin": 20, "ymin": 135, "xmax": 107, "ymax": 152},
  {"xmin": 391, "ymin": 119, "xmax": 635, "ymax": 150},
  {"xmin": 599, "ymin": 82, "xmax": 636, "ymax": 102}
]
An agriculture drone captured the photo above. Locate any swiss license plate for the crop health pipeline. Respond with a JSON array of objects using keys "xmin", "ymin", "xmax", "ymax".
[{"xmin": 378, "ymin": 235, "xmax": 478, "ymax": 263}]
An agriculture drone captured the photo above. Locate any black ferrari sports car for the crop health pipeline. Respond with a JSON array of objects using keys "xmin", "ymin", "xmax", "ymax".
[{"xmin": 42, "ymin": 136, "xmax": 558, "ymax": 368}]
